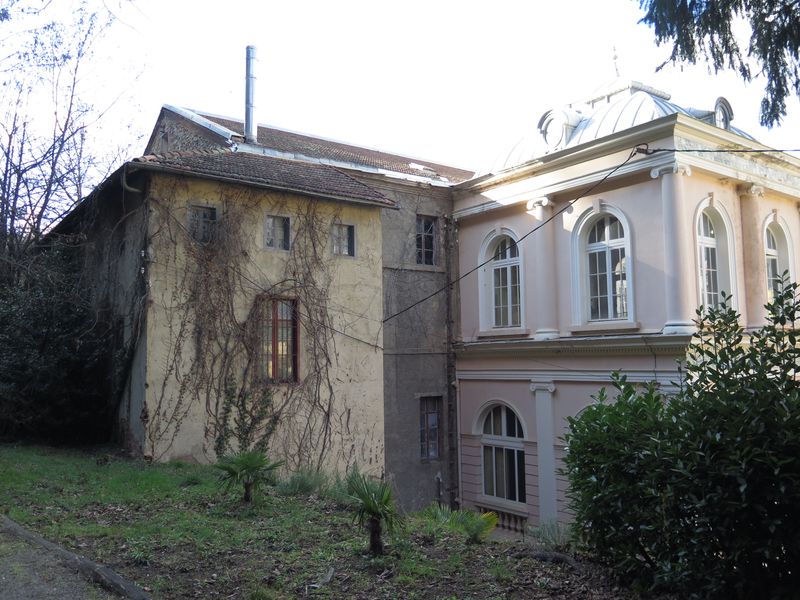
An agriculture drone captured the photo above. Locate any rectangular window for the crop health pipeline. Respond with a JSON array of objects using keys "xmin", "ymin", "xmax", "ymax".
[
  {"xmin": 419, "ymin": 396, "xmax": 441, "ymax": 459},
  {"xmin": 483, "ymin": 445, "xmax": 525, "ymax": 503},
  {"xmin": 188, "ymin": 205, "xmax": 216, "ymax": 244},
  {"xmin": 416, "ymin": 215, "xmax": 436, "ymax": 265},
  {"xmin": 265, "ymin": 215, "xmax": 290, "ymax": 250},
  {"xmin": 332, "ymin": 223, "xmax": 355, "ymax": 256},
  {"xmin": 261, "ymin": 298, "xmax": 298, "ymax": 383}
]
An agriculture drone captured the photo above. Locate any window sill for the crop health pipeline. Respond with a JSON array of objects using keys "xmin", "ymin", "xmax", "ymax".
[
  {"xmin": 568, "ymin": 321, "xmax": 641, "ymax": 334},
  {"xmin": 477, "ymin": 328, "xmax": 530, "ymax": 339},
  {"xmin": 475, "ymin": 494, "xmax": 529, "ymax": 516}
]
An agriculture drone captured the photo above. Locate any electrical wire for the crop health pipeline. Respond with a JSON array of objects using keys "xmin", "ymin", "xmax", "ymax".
[
  {"xmin": 637, "ymin": 144, "xmax": 800, "ymax": 155},
  {"xmin": 382, "ymin": 146, "xmax": 642, "ymax": 324}
]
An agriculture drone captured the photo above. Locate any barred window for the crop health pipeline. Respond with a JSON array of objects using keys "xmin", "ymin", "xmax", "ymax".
[{"xmin": 261, "ymin": 298, "xmax": 298, "ymax": 383}]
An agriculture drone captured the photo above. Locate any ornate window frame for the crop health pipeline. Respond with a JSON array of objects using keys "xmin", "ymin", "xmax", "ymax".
[
  {"xmin": 571, "ymin": 203, "xmax": 635, "ymax": 326},
  {"xmin": 694, "ymin": 198, "xmax": 737, "ymax": 308},
  {"xmin": 478, "ymin": 228, "xmax": 525, "ymax": 332}
]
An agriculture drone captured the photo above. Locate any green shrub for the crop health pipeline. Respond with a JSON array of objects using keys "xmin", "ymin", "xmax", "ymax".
[
  {"xmin": 418, "ymin": 503, "xmax": 497, "ymax": 544},
  {"xmin": 346, "ymin": 470, "xmax": 400, "ymax": 556},
  {"xmin": 528, "ymin": 519, "xmax": 573, "ymax": 552},
  {"xmin": 215, "ymin": 450, "xmax": 282, "ymax": 503},
  {"xmin": 277, "ymin": 467, "xmax": 327, "ymax": 496},
  {"xmin": 449, "ymin": 509, "xmax": 498, "ymax": 544},
  {"xmin": 564, "ymin": 280, "xmax": 800, "ymax": 598}
]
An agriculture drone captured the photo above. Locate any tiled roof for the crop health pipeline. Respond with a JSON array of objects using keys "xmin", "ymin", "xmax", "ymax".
[
  {"xmin": 198, "ymin": 113, "xmax": 474, "ymax": 184},
  {"xmin": 131, "ymin": 149, "xmax": 395, "ymax": 208}
]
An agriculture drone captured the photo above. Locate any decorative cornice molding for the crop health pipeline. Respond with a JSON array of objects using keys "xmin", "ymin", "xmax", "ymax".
[
  {"xmin": 530, "ymin": 379, "xmax": 556, "ymax": 393},
  {"xmin": 457, "ymin": 369, "xmax": 681, "ymax": 386},
  {"xmin": 650, "ymin": 163, "xmax": 692, "ymax": 179}
]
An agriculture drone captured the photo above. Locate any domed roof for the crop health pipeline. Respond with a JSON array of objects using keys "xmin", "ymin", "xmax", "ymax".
[{"xmin": 483, "ymin": 80, "xmax": 753, "ymax": 175}]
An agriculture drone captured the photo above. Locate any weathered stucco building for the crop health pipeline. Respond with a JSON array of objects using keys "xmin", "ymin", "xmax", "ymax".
[{"xmin": 63, "ymin": 61, "xmax": 800, "ymax": 520}]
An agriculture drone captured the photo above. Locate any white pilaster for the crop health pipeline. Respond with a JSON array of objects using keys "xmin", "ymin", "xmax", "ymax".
[
  {"xmin": 653, "ymin": 165, "xmax": 695, "ymax": 335},
  {"xmin": 531, "ymin": 379, "xmax": 557, "ymax": 523},
  {"xmin": 529, "ymin": 197, "xmax": 559, "ymax": 340}
]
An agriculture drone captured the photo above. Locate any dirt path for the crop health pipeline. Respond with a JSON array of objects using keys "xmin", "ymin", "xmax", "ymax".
[{"xmin": 0, "ymin": 529, "xmax": 117, "ymax": 600}]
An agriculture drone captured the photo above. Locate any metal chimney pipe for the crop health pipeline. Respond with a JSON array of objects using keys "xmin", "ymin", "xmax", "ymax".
[{"xmin": 245, "ymin": 46, "xmax": 257, "ymax": 144}]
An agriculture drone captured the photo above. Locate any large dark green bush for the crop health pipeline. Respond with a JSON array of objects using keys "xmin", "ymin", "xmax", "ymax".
[
  {"xmin": 564, "ymin": 280, "xmax": 800, "ymax": 599},
  {"xmin": 0, "ymin": 246, "xmax": 114, "ymax": 443}
]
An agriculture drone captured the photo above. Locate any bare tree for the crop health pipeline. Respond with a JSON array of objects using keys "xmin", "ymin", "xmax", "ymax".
[{"xmin": 0, "ymin": 0, "xmax": 129, "ymax": 284}]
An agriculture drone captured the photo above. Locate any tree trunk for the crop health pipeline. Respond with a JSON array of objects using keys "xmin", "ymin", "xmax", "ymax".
[
  {"xmin": 243, "ymin": 481, "xmax": 254, "ymax": 503},
  {"xmin": 368, "ymin": 517, "xmax": 384, "ymax": 556}
]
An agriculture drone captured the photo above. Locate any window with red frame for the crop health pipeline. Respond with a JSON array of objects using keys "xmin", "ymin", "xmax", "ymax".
[{"xmin": 262, "ymin": 298, "xmax": 298, "ymax": 382}]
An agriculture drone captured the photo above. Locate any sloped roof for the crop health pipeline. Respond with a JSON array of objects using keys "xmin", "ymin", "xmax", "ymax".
[
  {"xmin": 131, "ymin": 149, "xmax": 395, "ymax": 208},
  {"xmin": 197, "ymin": 112, "xmax": 474, "ymax": 184},
  {"xmin": 487, "ymin": 80, "xmax": 755, "ymax": 174}
]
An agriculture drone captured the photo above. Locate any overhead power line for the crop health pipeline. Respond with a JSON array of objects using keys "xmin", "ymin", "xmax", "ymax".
[{"xmin": 382, "ymin": 146, "xmax": 641, "ymax": 324}]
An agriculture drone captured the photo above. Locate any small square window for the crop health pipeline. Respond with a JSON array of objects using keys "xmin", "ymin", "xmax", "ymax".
[
  {"xmin": 420, "ymin": 396, "xmax": 442, "ymax": 459},
  {"xmin": 265, "ymin": 215, "xmax": 290, "ymax": 251},
  {"xmin": 416, "ymin": 215, "xmax": 436, "ymax": 265},
  {"xmin": 332, "ymin": 223, "xmax": 355, "ymax": 256},
  {"xmin": 188, "ymin": 205, "xmax": 216, "ymax": 244}
]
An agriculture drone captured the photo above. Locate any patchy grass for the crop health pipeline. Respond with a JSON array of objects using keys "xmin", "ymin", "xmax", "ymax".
[{"xmin": 0, "ymin": 444, "xmax": 653, "ymax": 599}]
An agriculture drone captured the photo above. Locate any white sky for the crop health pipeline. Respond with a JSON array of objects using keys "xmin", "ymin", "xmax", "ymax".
[{"xmin": 77, "ymin": 0, "xmax": 800, "ymax": 171}]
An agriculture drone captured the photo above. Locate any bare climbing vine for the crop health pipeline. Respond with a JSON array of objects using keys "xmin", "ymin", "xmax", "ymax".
[{"xmin": 140, "ymin": 175, "xmax": 358, "ymax": 468}]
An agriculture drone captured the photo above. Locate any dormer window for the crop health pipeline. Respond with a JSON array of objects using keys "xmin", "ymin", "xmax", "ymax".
[{"xmin": 714, "ymin": 97, "xmax": 733, "ymax": 130}]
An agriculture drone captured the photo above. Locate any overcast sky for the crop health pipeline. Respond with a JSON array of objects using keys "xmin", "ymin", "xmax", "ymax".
[{"xmin": 75, "ymin": 0, "xmax": 800, "ymax": 171}]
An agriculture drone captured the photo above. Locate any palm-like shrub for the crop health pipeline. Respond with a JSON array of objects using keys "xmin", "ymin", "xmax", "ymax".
[
  {"xmin": 215, "ymin": 450, "xmax": 282, "ymax": 503},
  {"xmin": 449, "ymin": 509, "xmax": 498, "ymax": 544},
  {"xmin": 346, "ymin": 470, "xmax": 400, "ymax": 555},
  {"xmin": 419, "ymin": 503, "xmax": 498, "ymax": 544}
]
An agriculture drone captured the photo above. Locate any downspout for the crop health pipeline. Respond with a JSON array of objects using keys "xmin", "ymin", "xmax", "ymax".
[{"xmin": 444, "ymin": 214, "xmax": 460, "ymax": 508}]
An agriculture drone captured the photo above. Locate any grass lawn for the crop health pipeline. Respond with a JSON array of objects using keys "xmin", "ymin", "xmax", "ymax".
[{"xmin": 0, "ymin": 444, "xmax": 641, "ymax": 599}]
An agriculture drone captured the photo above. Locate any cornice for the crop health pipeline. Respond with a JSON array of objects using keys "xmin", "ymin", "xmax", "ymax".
[
  {"xmin": 457, "ymin": 369, "xmax": 681, "ymax": 387},
  {"xmin": 455, "ymin": 333, "xmax": 691, "ymax": 357}
]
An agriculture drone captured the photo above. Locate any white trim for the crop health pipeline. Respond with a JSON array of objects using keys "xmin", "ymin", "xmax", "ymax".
[
  {"xmin": 694, "ymin": 197, "xmax": 737, "ymax": 308},
  {"xmin": 762, "ymin": 214, "xmax": 795, "ymax": 296},
  {"xmin": 571, "ymin": 204, "xmax": 635, "ymax": 326},
  {"xmin": 478, "ymin": 228, "xmax": 526, "ymax": 332},
  {"xmin": 457, "ymin": 369, "xmax": 680, "ymax": 386},
  {"xmin": 531, "ymin": 380, "xmax": 557, "ymax": 522},
  {"xmin": 472, "ymin": 398, "xmax": 529, "ymax": 438}
]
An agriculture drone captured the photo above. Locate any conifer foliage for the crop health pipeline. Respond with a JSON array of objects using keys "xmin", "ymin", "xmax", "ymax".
[{"xmin": 639, "ymin": 0, "xmax": 800, "ymax": 126}]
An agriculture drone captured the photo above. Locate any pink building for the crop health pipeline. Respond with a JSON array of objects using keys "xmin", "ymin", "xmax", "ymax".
[{"xmin": 451, "ymin": 81, "xmax": 800, "ymax": 529}]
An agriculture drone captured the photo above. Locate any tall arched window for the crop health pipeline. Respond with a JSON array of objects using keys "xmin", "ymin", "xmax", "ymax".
[
  {"xmin": 697, "ymin": 211, "xmax": 720, "ymax": 306},
  {"xmin": 481, "ymin": 405, "xmax": 525, "ymax": 503},
  {"xmin": 696, "ymin": 206, "xmax": 734, "ymax": 308},
  {"xmin": 765, "ymin": 222, "xmax": 791, "ymax": 300},
  {"xmin": 487, "ymin": 235, "xmax": 521, "ymax": 328},
  {"xmin": 586, "ymin": 214, "xmax": 628, "ymax": 320}
]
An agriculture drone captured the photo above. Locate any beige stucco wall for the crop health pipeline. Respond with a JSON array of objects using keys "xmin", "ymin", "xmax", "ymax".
[{"xmin": 140, "ymin": 174, "xmax": 384, "ymax": 474}]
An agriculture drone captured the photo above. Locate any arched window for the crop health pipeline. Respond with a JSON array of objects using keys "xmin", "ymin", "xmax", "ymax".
[
  {"xmin": 481, "ymin": 405, "xmax": 525, "ymax": 503},
  {"xmin": 765, "ymin": 222, "xmax": 791, "ymax": 300},
  {"xmin": 696, "ymin": 206, "xmax": 734, "ymax": 308},
  {"xmin": 585, "ymin": 214, "xmax": 628, "ymax": 321},
  {"xmin": 484, "ymin": 234, "xmax": 521, "ymax": 328}
]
